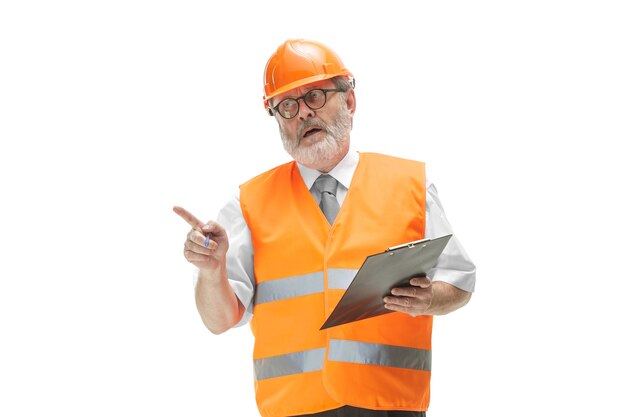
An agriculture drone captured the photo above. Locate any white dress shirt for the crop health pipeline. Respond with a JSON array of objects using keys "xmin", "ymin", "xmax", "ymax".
[{"xmin": 206, "ymin": 150, "xmax": 476, "ymax": 326}]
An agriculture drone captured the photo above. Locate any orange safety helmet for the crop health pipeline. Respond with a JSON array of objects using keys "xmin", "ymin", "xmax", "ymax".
[{"xmin": 263, "ymin": 39, "xmax": 354, "ymax": 115}]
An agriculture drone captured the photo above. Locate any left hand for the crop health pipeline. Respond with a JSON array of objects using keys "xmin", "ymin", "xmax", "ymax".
[{"xmin": 383, "ymin": 276, "xmax": 433, "ymax": 317}]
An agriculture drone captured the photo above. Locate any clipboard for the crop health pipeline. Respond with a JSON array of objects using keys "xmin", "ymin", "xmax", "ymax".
[{"xmin": 320, "ymin": 234, "xmax": 452, "ymax": 330}]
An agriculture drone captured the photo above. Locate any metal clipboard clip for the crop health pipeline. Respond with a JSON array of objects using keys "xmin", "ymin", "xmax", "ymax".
[{"xmin": 386, "ymin": 238, "xmax": 431, "ymax": 254}]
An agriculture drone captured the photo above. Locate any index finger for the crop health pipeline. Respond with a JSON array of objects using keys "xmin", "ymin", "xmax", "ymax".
[
  {"xmin": 172, "ymin": 206, "xmax": 205, "ymax": 230},
  {"xmin": 409, "ymin": 276, "xmax": 432, "ymax": 288}
]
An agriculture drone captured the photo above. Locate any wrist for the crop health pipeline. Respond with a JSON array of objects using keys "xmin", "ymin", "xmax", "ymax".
[{"xmin": 197, "ymin": 263, "xmax": 226, "ymax": 283}]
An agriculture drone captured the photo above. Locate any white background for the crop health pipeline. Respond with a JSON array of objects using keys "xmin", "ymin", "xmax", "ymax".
[{"xmin": 1, "ymin": 1, "xmax": 625, "ymax": 416}]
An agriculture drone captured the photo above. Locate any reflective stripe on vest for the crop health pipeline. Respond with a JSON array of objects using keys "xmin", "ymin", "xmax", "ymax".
[
  {"xmin": 254, "ymin": 347, "xmax": 325, "ymax": 380},
  {"xmin": 328, "ymin": 339, "xmax": 432, "ymax": 372},
  {"xmin": 255, "ymin": 269, "xmax": 358, "ymax": 304},
  {"xmin": 328, "ymin": 269, "xmax": 358, "ymax": 290},
  {"xmin": 254, "ymin": 340, "xmax": 431, "ymax": 380},
  {"xmin": 255, "ymin": 271, "xmax": 323, "ymax": 304}
]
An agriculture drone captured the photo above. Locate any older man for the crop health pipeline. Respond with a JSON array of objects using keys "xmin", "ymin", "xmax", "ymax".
[{"xmin": 174, "ymin": 39, "xmax": 475, "ymax": 417}]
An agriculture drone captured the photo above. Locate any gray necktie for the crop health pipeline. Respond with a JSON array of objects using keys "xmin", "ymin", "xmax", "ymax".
[{"xmin": 314, "ymin": 174, "xmax": 340, "ymax": 224}]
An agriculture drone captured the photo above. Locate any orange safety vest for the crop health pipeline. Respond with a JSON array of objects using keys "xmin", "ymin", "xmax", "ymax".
[{"xmin": 240, "ymin": 152, "xmax": 430, "ymax": 417}]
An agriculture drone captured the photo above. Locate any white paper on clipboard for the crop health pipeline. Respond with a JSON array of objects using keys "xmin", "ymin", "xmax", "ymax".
[{"xmin": 320, "ymin": 234, "xmax": 452, "ymax": 330}]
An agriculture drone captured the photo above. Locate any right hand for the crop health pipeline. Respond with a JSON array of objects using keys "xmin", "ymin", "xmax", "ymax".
[{"xmin": 173, "ymin": 206, "xmax": 229, "ymax": 271}]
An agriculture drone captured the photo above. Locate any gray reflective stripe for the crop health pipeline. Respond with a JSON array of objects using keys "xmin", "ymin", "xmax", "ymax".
[
  {"xmin": 328, "ymin": 268, "xmax": 358, "ymax": 289},
  {"xmin": 254, "ymin": 348, "xmax": 326, "ymax": 380},
  {"xmin": 328, "ymin": 339, "xmax": 431, "ymax": 371},
  {"xmin": 255, "ymin": 272, "xmax": 324, "ymax": 304}
]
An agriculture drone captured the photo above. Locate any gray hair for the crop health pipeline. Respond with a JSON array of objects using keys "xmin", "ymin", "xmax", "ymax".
[{"xmin": 331, "ymin": 76, "xmax": 355, "ymax": 92}]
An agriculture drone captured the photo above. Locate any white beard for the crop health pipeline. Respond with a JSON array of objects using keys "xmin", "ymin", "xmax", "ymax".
[{"xmin": 280, "ymin": 99, "xmax": 352, "ymax": 168}]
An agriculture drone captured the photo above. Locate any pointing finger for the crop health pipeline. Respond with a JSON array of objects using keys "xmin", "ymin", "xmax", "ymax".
[{"xmin": 173, "ymin": 206, "xmax": 205, "ymax": 230}]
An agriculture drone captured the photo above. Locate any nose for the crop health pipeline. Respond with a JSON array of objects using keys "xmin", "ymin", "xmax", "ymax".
[{"xmin": 297, "ymin": 98, "xmax": 315, "ymax": 119}]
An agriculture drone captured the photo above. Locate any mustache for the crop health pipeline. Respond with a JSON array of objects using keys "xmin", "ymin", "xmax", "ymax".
[{"xmin": 297, "ymin": 119, "xmax": 327, "ymax": 141}]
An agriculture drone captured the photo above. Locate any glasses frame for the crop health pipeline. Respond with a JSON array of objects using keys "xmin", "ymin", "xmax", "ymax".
[{"xmin": 268, "ymin": 88, "xmax": 346, "ymax": 119}]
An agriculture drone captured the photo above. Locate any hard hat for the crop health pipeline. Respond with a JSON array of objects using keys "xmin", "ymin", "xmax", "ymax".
[{"xmin": 263, "ymin": 39, "xmax": 354, "ymax": 113}]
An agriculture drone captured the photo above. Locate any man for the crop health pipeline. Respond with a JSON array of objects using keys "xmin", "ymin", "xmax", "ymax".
[{"xmin": 174, "ymin": 39, "xmax": 475, "ymax": 417}]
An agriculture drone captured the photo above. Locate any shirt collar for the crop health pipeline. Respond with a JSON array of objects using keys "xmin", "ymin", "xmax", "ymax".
[{"xmin": 297, "ymin": 149, "xmax": 359, "ymax": 190}]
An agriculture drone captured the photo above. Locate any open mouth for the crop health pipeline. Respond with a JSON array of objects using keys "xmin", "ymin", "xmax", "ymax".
[{"xmin": 303, "ymin": 127, "xmax": 322, "ymax": 138}]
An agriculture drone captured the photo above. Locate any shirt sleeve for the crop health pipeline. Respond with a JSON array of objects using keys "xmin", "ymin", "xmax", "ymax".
[{"xmin": 424, "ymin": 180, "xmax": 476, "ymax": 292}]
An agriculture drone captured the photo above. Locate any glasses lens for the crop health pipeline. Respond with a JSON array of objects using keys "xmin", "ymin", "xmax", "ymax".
[
  {"xmin": 278, "ymin": 99, "xmax": 298, "ymax": 119},
  {"xmin": 304, "ymin": 89, "xmax": 326, "ymax": 110}
]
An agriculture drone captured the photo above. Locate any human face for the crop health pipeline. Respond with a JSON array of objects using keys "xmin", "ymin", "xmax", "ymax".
[{"xmin": 273, "ymin": 80, "xmax": 355, "ymax": 171}]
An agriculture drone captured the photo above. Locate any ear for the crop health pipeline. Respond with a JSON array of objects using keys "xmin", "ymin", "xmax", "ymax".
[{"xmin": 345, "ymin": 89, "xmax": 356, "ymax": 116}]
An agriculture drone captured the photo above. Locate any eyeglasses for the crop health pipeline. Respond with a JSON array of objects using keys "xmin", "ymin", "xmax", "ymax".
[{"xmin": 270, "ymin": 88, "xmax": 345, "ymax": 119}]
